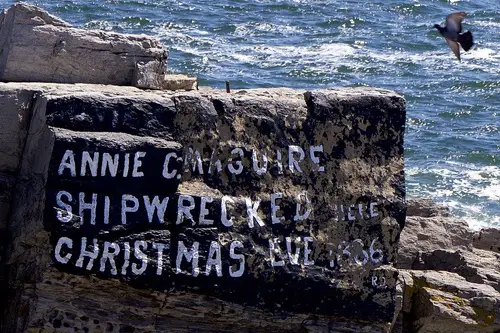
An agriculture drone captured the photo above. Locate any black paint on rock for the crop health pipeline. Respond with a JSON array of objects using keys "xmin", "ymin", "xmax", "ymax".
[
  {"xmin": 47, "ymin": 128, "xmax": 183, "ymax": 193},
  {"xmin": 42, "ymin": 86, "xmax": 406, "ymax": 330},
  {"xmin": 46, "ymin": 96, "xmax": 178, "ymax": 139}
]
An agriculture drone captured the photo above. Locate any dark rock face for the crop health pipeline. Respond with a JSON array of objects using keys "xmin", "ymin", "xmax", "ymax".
[
  {"xmin": 0, "ymin": 83, "xmax": 406, "ymax": 332},
  {"xmin": 45, "ymin": 96, "xmax": 178, "ymax": 139},
  {"xmin": 0, "ymin": 85, "xmax": 55, "ymax": 333}
]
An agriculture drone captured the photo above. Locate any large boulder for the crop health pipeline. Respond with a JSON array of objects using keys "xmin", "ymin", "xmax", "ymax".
[
  {"xmin": 0, "ymin": 86, "xmax": 50, "ymax": 306},
  {"xmin": 397, "ymin": 198, "xmax": 474, "ymax": 269},
  {"xmin": 0, "ymin": 3, "xmax": 168, "ymax": 88},
  {"xmin": 405, "ymin": 270, "xmax": 500, "ymax": 333},
  {"xmin": 474, "ymin": 228, "xmax": 500, "ymax": 254},
  {"xmin": 0, "ymin": 82, "xmax": 406, "ymax": 332},
  {"xmin": 397, "ymin": 199, "xmax": 500, "ymax": 333},
  {"xmin": 397, "ymin": 217, "xmax": 473, "ymax": 269},
  {"xmin": 405, "ymin": 198, "xmax": 451, "ymax": 218}
]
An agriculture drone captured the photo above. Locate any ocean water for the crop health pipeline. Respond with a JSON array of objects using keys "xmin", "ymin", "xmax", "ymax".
[{"xmin": 4, "ymin": 0, "xmax": 498, "ymax": 229}]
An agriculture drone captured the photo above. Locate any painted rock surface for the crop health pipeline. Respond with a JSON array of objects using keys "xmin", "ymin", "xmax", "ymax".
[{"xmin": 41, "ymin": 85, "xmax": 405, "ymax": 331}]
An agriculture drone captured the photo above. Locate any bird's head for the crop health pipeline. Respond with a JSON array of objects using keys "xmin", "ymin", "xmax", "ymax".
[{"xmin": 434, "ymin": 24, "xmax": 442, "ymax": 30}]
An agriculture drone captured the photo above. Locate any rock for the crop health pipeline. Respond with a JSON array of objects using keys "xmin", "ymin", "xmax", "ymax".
[
  {"xmin": 0, "ymin": 88, "xmax": 39, "ymax": 174},
  {"xmin": 395, "ymin": 199, "xmax": 500, "ymax": 333},
  {"xmin": 0, "ymin": 82, "xmax": 406, "ymax": 332},
  {"xmin": 405, "ymin": 270, "xmax": 500, "ymax": 333},
  {"xmin": 133, "ymin": 63, "xmax": 198, "ymax": 90},
  {"xmin": 0, "ymin": 3, "xmax": 168, "ymax": 87},
  {"xmin": 396, "ymin": 215, "xmax": 474, "ymax": 269},
  {"xmin": 45, "ymin": 127, "xmax": 184, "ymax": 221},
  {"xmin": 0, "ymin": 173, "xmax": 14, "ymax": 227},
  {"xmin": 0, "ymin": 86, "xmax": 54, "ymax": 333},
  {"xmin": 162, "ymin": 74, "xmax": 198, "ymax": 91},
  {"xmin": 474, "ymin": 228, "xmax": 500, "ymax": 253},
  {"xmin": 132, "ymin": 60, "xmax": 168, "ymax": 90},
  {"xmin": 415, "ymin": 249, "xmax": 500, "ymax": 292},
  {"xmin": 0, "ymin": 86, "xmax": 47, "ymax": 315},
  {"xmin": 0, "ymin": 172, "xmax": 14, "ymax": 285},
  {"xmin": 45, "ymin": 90, "xmax": 178, "ymax": 139},
  {"xmin": 407, "ymin": 198, "xmax": 451, "ymax": 217}
]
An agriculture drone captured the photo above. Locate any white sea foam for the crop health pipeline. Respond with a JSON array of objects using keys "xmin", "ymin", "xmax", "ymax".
[
  {"xmin": 479, "ymin": 183, "xmax": 500, "ymax": 201},
  {"xmin": 467, "ymin": 47, "xmax": 500, "ymax": 60},
  {"xmin": 405, "ymin": 167, "xmax": 420, "ymax": 176},
  {"xmin": 178, "ymin": 42, "xmax": 357, "ymax": 73},
  {"xmin": 465, "ymin": 166, "xmax": 500, "ymax": 201},
  {"xmin": 155, "ymin": 16, "xmax": 500, "ymax": 81},
  {"xmin": 233, "ymin": 22, "xmax": 303, "ymax": 36},
  {"xmin": 408, "ymin": 164, "xmax": 500, "ymax": 229},
  {"xmin": 84, "ymin": 20, "xmax": 115, "ymax": 31},
  {"xmin": 444, "ymin": 199, "xmax": 500, "ymax": 230},
  {"xmin": 473, "ymin": 20, "xmax": 500, "ymax": 29}
]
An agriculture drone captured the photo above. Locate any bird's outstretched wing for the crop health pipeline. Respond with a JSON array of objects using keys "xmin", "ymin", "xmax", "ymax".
[
  {"xmin": 458, "ymin": 30, "xmax": 474, "ymax": 51},
  {"xmin": 446, "ymin": 39, "xmax": 461, "ymax": 61},
  {"xmin": 446, "ymin": 12, "xmax": 466, "ymax": 34}
]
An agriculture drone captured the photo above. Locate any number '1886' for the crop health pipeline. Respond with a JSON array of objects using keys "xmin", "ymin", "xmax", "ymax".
[{"xmin": 329, "ymin": 238, "xmax": 383, "ymax": 269}]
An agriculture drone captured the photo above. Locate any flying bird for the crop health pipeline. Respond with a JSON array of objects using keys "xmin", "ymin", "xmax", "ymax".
[{"xmin": 434, "ymin": 12, "xmax": 474, "ymax": 61}]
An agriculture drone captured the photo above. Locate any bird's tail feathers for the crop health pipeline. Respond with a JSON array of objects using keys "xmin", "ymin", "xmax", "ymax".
[{"xmin": 458, "ymin": 31, "xmax": 473, "ymax": 51}]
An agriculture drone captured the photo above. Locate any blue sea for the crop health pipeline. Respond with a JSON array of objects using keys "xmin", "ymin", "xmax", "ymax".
[{"xmin": 5, "ymin": 0, "xmax": 498, "ymax": 229}]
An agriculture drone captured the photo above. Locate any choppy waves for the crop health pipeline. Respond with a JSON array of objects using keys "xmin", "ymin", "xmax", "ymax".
[{"xmin": 407, "ymin": 164, "xmax": 500, "ymax": 229}]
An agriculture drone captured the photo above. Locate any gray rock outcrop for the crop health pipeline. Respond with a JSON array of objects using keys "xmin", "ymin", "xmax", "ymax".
[
  {"xmin": 397, "ymin": 199, "xmax": 474, "ymax": 269},
  {"xmin": 0, "ymin": 3, "xmax": 168, "ymax": 88},
  {"xmin": 396, "ymin": 199, "xmax": 500, "ymax": 333},
  {"xmin": 474, "ymin": 228, "xmax": 500, "ymax": 254}
]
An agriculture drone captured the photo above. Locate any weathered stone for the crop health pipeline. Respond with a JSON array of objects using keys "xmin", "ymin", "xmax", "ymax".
[
  {"xmin": 162, "ymin": 74, "xmax": 198, "ymax": 91},
  {"xmin": 407, "ymin": 197, "xmax": 451, "ymax": 217},
  {"xmin": 473, "ymin": 228, "xmax": 500, "ymax": 253},
  {"xmin": 44, "ymin": 92, "xmax": 178, "ymax": 139},
  {"xmin": 406, "ymin": 270, "xmax": 500, "ymax": 333},
  {"xmin": 132, "ymin": 60, "xmax": 167, "ymax": 90},
  {"xmin": 0, "ymin": 90, "xmax": 54, "ymax": 333},
  {"xmin": 396, "ymin": 215, "xmax": 474, "ymax": 269},
  {"xmin": 0, "ymin": 88, "xmax": 39, "ymax": 174},
  {"xmin": 0, "ymin": 86, "xmax": 49, "ymax": 331},
  {"xmin": 133, "ymin": 65, "xmax": 197, "ymax": 91},
  {"xmin": 0, "ymin": 173, "xmax": 15, "ymax": 227},
  {"xmin": 0, "ymin": 3, "xmax": 168, "ymax": 86},
  {"xmin": 395, "ymin": 199, "xmax": 500, "ymax": 333},
  {"xmin": 0, "ymin": 172, "xmax": 14, "ymax": 289},
  {"xmin": 415, "ymin": 249, "xmax": 500, "ymax": 292},
  {"xmin": 0, "ymin": 82, "xmax": 406, "ymax": 332},
  {"xmin": 47, "ymin": 127, "xmax": 183, "ymax": 194}
]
